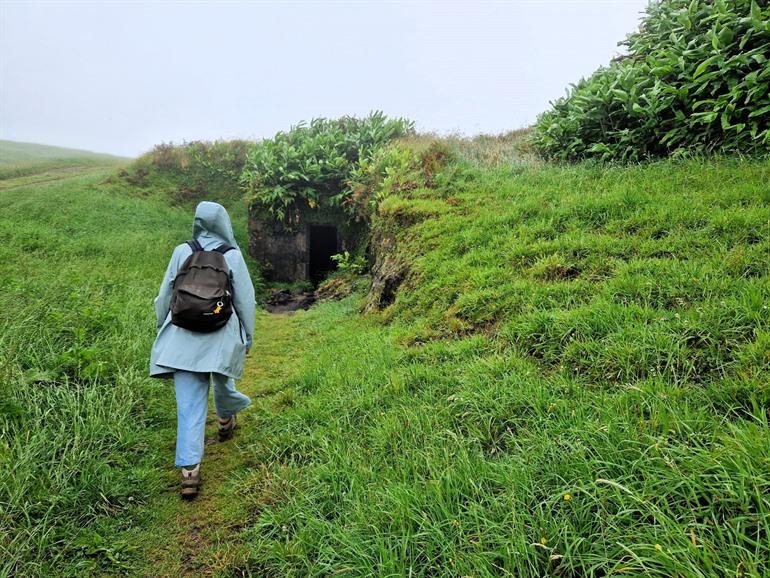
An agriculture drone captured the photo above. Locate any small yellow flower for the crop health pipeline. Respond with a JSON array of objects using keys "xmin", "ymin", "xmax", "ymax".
[
  {"xmin": 563, "ymin": 494, "xmax": 572, "ymax": 501},
  {"xmin": 540, "ymin": 536, "xmax": 548, "ymax": 545},
  {"xmin": 654, "ymin": 543, "xmax": 663, "ymax": 551},
  {"xmin": 452, "ymin": 519, "xmax": 461, "ymax": 527}
]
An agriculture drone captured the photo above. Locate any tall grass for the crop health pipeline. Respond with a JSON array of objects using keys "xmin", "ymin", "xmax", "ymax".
[
  {"xmin": 235, "ymin": 157, "xmax": 770, "ymax": 576},
  {"xmin": 0, "ymin": 167, "xmax": 199, "ymax": 575},
  {"xmin": 114, "ymin": 140, "xmax": 252, "ymax": 208},
  {"xmin": 2, "ymin": 142, "xmax": 768, "ymax": 577}
]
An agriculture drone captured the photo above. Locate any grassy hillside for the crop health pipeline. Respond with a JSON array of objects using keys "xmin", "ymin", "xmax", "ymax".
[
  {"xmin": 0, "ymin": 140, "xmax": 128, "ymax": 183},
  {"xmin": 108, "ymin": 141, "xmax": 260, "ymax": 265},
  {"xmin": 226, "ymin": 156, "xmax": 769, "ymax": 576},
  {"xmin": 2, "ymin": 144, "xmax": 768, "ymax": 577},
  {"xmin": 0, "ymin": 159, "xmax": 258, "ymax": 575},
  {"xmin": 0, "ymin": 163, "xmax": 185, "ymax": 575},
  {"xmin": 0, "ymin": 140, "xmax": 126, "ymax": 166}
]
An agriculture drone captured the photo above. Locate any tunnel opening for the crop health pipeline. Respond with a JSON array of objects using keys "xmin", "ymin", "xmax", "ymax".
[{"xmin": 308, "ymin": 224, "xmax": 338, "ymax": 284}]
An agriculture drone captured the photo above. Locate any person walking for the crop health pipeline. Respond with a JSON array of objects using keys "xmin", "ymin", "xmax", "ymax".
[{"xmin": 150, "ymin": 201, "xmax": 255, "ymax": 498}]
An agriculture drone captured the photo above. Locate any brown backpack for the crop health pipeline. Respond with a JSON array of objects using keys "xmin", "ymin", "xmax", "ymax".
[{"xmin": 170, "ymin": 240, "xmax": 234, "ymax": 332}]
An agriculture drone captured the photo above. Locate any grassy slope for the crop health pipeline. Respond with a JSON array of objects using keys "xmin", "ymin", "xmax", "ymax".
[
  {"xmin": 0, "ymin": 164, "xmax": 186, "ymax": 576},
  {"xmin": 0, "ymin": 156, "xmax": 256, "ymax": 576},
  {"xmin": 0, "ymin": 140, "xmax": 126, "ymax": 165},
  {"xmin": 227, "ymin": 158, "xmax": 770, "ymax": 576},
  {"xmin": 2, "ymin": 148, "xmax": 768, "ymax": 577},
  {"xmin": 0, "ymin": 140, "xmax": 128, "ymax": 181}
]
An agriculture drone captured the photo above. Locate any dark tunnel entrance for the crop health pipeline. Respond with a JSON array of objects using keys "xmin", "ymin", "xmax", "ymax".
[{"xmin": 308, "ymin": 225, "xmax": 338, "ymax": 284}]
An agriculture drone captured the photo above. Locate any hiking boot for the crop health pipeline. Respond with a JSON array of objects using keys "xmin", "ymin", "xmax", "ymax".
[
  {"xmin": 180, "ymin": 464, "xmax": 201, "ymax": 499},
  {"xmin": 217, "ymin": 414, "xmax": 237, "ymax": 442}
]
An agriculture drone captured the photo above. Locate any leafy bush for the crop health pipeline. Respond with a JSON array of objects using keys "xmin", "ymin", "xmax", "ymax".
[
  {"xmin": 330, "ymin": 251, "xmax": 367, "ymax": 275},
  {"xmin": 532, "ymin": 0, "xmax": 770, "ymax": 161},
  {"xmin": 241, "ymin": 112, "xmax": 414, "ymax": 221},
  {"xmin": 346, "ymin": 138, "xmax": 457, "ymax": 218}
]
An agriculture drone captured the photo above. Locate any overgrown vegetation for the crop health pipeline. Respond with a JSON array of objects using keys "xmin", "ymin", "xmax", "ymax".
[
  {"xmin": 2, "ymin": 130, "xmax": 769, "ymax": 577},
  {"xmin": 241, "ymin": 112, "xmax": 414, "ymax": 221},
  {"xmin": 4, "ymin": 13, "xmax": 770, "ymax": 569},
  {"xmin": 344, "ymin": 136, "xmax": 459, "ymax": 220},
  {"xmin": 0, "ymin": 161, "xmax": 185, "ymax": 575},
  {"xmin": 116, "ymin": 139, "xmax": 252, "ymax": 206},
  {"xmin": 108, "ymin": 140, "xmax": 261, "ymax": 291},
  {"xmin": 232, "ymin": 154, "xmax": 770, "ymax": 577},
  {"xmin": 532, "ymin": 0, "xmax": 770, "ymax": 161},
  {"xmin": 0, "ymin": 154, "xmax": 262, "ymax": 576}
]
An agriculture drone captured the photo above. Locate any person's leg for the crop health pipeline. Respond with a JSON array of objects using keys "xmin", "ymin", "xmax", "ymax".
[
  {"xmin": 211, "ymin": 373, "xmax": 252, "ymax": 419},
  {"xmin": 212, "ymin": 374, "xmax": 251, "ymax": 440},
  {"xmin": 173, "ymin": 370, "xmax": 210, "ymax": 467}
]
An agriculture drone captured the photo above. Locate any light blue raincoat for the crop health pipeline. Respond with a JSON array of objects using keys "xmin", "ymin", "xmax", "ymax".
[{"xmin": 150, "ymin": 202, "xmax": 256, "ymax": 379}]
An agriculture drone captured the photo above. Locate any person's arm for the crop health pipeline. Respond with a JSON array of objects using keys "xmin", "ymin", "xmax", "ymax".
[
  {"xmin": 230, "ymin": 250, "xmax": 256, "ymax": 349},
  {"xmin": 154, "ymin": 245, "xmax": 186, "ymax": 329}
]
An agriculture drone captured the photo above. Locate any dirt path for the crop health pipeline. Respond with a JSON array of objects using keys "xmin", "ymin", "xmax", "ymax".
[{"xmin": 135, "ymin": 311, "xmax": 298, "ymax": 577}]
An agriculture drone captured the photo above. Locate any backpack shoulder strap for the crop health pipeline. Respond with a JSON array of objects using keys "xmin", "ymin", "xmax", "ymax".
[
  {"xmin": 213, "ymin": 244, "xmax": 235, "ymax": 254},
  {"xmin": 186, "ymin": 240, "xmax": 203, "ymax": 252}
]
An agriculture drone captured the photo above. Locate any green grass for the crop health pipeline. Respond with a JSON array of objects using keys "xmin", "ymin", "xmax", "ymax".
[
  {"xmin": 0, "ymin": 159, "xmax": 258, "ymax": 576},
  {"xmin": 230, "ymin": 157, "xmax": 770, "ymax": 576},
  {"xmin": 1, "ymin": 146, "xmax": 768, "ymax": 577},
  {"xmin": 0, "ymin": 140, "xmax": 128, "ymax": 180},
  {"xmin": 0, "ymin": 140, "xmax": 125, "ymax": 166},
  {"xmin": 0, "ymin": 165, "xmax": 186, "ymax": 575}
]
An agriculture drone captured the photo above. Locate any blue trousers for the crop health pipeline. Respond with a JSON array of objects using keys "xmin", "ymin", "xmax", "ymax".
[{"xmin": 173, "ymin": 370, "xmax": 252, "ymax": 467}]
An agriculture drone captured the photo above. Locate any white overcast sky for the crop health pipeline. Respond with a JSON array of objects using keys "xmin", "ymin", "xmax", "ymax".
[{"xmin": 0, "ymin": 0, "xmax": 649, "ymax": 157}]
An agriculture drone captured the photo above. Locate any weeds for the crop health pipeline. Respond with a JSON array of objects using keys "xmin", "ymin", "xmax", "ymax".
[{"xmin": 241, "ymin": 112, "xmax": 414, "ymax": 221}]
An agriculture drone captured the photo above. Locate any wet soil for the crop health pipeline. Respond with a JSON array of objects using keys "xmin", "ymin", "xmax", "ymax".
[{"xmin": 264, "ymin": 288, "xmax": 316, "ymax": 313}]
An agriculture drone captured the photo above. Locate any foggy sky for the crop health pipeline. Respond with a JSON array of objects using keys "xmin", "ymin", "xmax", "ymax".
[{"xmin": 0, "ymin": 1, "xmax": 648, "ymax": 157}]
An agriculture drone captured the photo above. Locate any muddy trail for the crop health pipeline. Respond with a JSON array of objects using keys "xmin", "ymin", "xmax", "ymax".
[
  {"xmin": 263, "ymin": 287, "xmax": 316, "ymax": 313},
  {"xmin": 133, "ymin": 312, "xmax": 299, "ymax": 577}
]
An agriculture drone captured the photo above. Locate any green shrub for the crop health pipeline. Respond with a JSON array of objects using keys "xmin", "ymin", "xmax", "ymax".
[
  {"xmin": 241, "ymin": 112, "xmax": 414, "ymax": 221},
  {"xmin": 346, "ymin": 138, "xmax": 458, "ymax": 219},
  {"xmin": 330, "ymin": 251, "xmax": 367, "ymax": 275},
  {"xmin": 532, "ymin": 0, "xmax": 770, "ymax": 161}
]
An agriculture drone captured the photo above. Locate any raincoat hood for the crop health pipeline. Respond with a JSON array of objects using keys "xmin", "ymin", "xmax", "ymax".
[
  {"xmin": 192, "ymin": 201, "xmax": 238, "ymax": 248},
  {"xmin": 151, "ymin": 201, "xmax": 256, "ymax": 379}
]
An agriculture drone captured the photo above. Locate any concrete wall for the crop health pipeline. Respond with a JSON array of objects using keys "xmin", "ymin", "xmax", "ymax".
[
  {"xmin": 249, "ymin": 204, "xmax": 367, "ymax": 282},
  {"xmin": 248, "ymin": 217, "xmax": 309, "ymax": 281}
]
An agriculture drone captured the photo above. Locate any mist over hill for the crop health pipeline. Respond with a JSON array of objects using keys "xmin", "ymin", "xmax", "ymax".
[{"xmin": 0, "ymin": 140, "xmax": 128, "ymax": 166}]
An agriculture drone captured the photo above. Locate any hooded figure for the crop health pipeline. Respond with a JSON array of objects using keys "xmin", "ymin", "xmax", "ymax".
[
  {"xmin": 150, "ymin": 201, "xmax": 255, "ymax": 498},
  {"xmin": 150, "ymin": 201, "xmax": 255, "ymax": 378}
]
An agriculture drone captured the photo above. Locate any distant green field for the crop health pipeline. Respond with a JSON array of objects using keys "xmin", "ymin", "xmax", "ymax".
[
  {"xmin": 0, "ymin": 140, "xmax": 126, "ymax": 166},
  {"xmin": 0, "ymin": 140, "xmax": 128, "ymax": 182}
]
